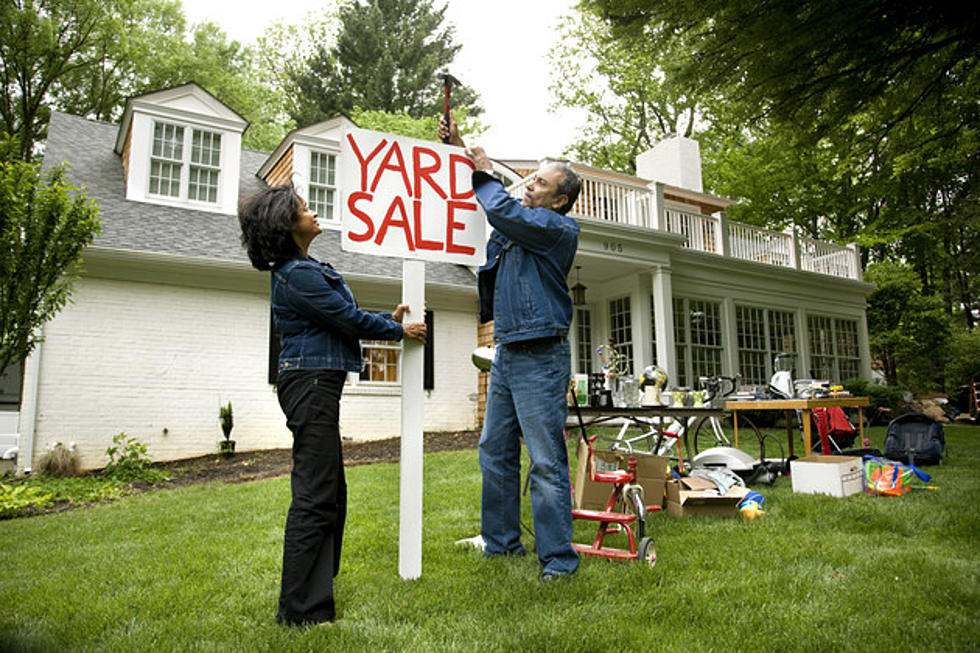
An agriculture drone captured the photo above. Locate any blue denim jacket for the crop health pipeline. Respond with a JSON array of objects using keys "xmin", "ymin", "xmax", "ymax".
[
  {"xmin": 271, "ymin": 257, "xmax": 404, "ymax": 373},
  {"xmin": 474, "ymin": 173, "xmax": 579, "ymax": 345}
]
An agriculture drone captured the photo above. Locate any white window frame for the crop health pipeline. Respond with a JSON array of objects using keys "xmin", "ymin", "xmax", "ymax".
[
  {"xmin": 308, "ymin": 150, "xmax": 338, "ymax": 222},
  {"xmin": 354, "ymin": 339, "xmax": 403, "ymax": 386},
  {"xmin": 147, "ymin": 120, "xmax": 222, "ymax": 206},
  {"xmin": 807, "ymin": 315, "xmax": 860, "ymax": 381}
]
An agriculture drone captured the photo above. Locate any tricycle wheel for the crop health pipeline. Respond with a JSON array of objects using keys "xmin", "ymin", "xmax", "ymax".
[
  {"xmin": 624, "ymin": 485, "xmax": 646, "ymax": 540},
  {"xmin": 637, "ymin": 537, "xmax": 657, "ymax": 567}
]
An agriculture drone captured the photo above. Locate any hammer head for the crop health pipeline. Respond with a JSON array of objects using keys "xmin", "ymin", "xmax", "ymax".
[{"xmin": 441, "ymin": 72, "xmax": 461, "ymax": 88}]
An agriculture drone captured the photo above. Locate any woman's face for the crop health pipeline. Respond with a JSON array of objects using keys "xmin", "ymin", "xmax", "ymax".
[{"xmin": 291, "ymin": 196, "xmax": 321, "ymax": 243}]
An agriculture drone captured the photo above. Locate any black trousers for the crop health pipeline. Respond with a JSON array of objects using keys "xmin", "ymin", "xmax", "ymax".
[{"xmin": 275, "ymin": 368, "xmax": 348, "ymax": 625}]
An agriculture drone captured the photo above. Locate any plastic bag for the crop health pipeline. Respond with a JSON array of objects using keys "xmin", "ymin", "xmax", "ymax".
[{"xmin": 863, "ymin": 455, "xmax": 931, "ymax": 496}]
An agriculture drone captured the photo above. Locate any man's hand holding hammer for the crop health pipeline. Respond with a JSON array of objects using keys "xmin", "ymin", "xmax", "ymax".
[{"xmin": 439, "ymin": 113, "xmax": 493, "ymax": 173}]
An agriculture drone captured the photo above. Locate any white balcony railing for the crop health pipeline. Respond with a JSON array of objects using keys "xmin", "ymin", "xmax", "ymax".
[{"xmin": 508, "ymin": 171, "xmax": 860, "ymax": 280}]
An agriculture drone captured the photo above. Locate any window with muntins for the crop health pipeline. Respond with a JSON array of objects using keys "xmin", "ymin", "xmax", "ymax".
[
  {"xmin": 359, "ymin": 340, "xmax": 401, "ymax": 383},
  {"xmin": 674, "ymin": 297, "xmax": 723, "ymax": 386},
  {"xmin": 575, "ymin": 307, "xmax": 593, "ymax": 375},
  {"xmin": 149, "ymin": 122, "xmax": 183, "ymax": 197},
  {"xmin": 608, "ymin": 296, "xmax": 633, "ymax": 375},
  {"xmin": 735, "ymin": 306, "xmax": 797, "ymax": 385},
  {"xmin": 148, "ymin": 121, "xmax": 221, "ymax": 203},
  {"xmin": 309, "ymin": 151, "xmax": 337, "ymax": 220},
  {"xmin": 807, "ymin": 315, "xmax": 835, "ymax": 379}
]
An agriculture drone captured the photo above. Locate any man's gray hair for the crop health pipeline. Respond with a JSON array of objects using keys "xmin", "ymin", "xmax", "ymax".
[{"xmin": 544, "ymin": 159, "xmax": 581, "ymax": 215}]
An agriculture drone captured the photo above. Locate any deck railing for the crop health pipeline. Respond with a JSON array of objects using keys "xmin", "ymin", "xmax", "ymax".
[{"xmin": 508, "ymin": 171, "xmax": 860, "ymax": 280}]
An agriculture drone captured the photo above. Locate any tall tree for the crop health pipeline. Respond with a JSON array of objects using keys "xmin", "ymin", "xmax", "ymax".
[
  {"xmin": 290, "ymin": 0, "xmax": 481, "ymax": 127},
  {"xmin": 1, "ymin": 0, "xmax": 292, "ymax": 157},
  {"xmin": 0, "ymin": 134, "xmax": 100, "ymax": 373},
  {"xmin": 549, "ymin": 10, "xmax": 700, "ymax": 173},
  {"xmin": 583, "ymin": 0, "xmax": 980, "ymax": 156}
]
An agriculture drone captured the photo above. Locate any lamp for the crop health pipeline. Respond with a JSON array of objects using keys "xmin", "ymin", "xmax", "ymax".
[{"xmin": 571, "ymin": 265, "xmax": 587, "ymax": 306}]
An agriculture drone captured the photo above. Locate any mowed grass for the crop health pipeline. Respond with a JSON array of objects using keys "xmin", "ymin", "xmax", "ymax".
[{"xmin": 1, "ymin": 424, "xmax": 978, "ymax": 651}]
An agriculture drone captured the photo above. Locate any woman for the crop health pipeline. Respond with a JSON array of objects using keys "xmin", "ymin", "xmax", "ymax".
[{"xmin": 238, "ymin": 185, "xmax": 426, "ymax": 626}]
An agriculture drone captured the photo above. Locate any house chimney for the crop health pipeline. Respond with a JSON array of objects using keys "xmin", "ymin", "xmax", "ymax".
[{"xmin": 636, "ymin": 134, "xmax": 703, "ymax": 193}]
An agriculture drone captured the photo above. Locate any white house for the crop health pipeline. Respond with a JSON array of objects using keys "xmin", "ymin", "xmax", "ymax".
[{"xmin": 4, "ymin": 83, "xmax": 873, "ymax": 473}]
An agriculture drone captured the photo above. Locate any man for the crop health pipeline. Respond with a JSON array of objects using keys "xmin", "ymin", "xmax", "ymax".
[{"xmin": 439, "ymin": 116, "xmax": 582, "ymax": 581}]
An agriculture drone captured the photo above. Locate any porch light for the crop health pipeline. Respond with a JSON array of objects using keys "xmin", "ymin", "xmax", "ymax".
[{"xmin": 571, "ymin": 265, "xmax": 587, "ymax": 305}]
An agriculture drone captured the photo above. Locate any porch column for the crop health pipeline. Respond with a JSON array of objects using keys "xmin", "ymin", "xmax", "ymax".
[
  {"xmin": 651, "ymin": 265, "xmax": 675, "ymax": 375},
  {"xmin": 847, "ymin": 242, "xmax": 863, "ymax": 281},
  {"xmin": 721, "ymin": 297, "xmax": 738, "ymax": 376},
  {"xmin": 633, "ymin": 274, "xmax": 654, "ymax": 371},
  {"xmin": 857, "ymin": 311, "xmax": 873, "ymax": 381},
  {"xmin": 651, "ymin": 182, "xmax": 666, "ymax": 231},
  {"xmin": 795, "ymin": 308, "xmax": 810, "ymax": 378}
]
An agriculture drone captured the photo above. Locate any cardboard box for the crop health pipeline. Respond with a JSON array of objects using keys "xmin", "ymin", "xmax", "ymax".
[
  {"xmin": 665, "ymin": 476, "xmax": 750, "ymax": 518},
  {"xmin": 790, "ymin": 455, "xmax": 865, "ymax": 498},
  {"xmin": 573, "ymin": 439, "xmax": 668, "ymax": 510}
]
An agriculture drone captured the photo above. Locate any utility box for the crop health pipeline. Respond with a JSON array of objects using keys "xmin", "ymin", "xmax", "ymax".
[{"xmin": 790, "ymin": 455, "xmax": 865, "ymax": 498}]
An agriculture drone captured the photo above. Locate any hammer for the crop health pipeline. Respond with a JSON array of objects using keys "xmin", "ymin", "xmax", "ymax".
[{"xmin": 440, "ymin": 72, "xmax": 461, "ymax": 143}]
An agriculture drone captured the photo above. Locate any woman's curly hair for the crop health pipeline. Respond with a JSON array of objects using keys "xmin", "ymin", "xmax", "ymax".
[{"xmin": 238, "ymin": 185, "xmax": 302, "ymax": 271}]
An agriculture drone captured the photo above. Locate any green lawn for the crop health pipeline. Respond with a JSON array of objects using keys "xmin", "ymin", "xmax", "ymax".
[{"xmin": 1, "ymin": 424, "xmax": 978, "ymax": 651}]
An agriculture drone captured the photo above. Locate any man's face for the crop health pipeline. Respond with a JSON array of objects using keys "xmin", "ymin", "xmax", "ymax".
[{"xmin": 521, "ymin": 164, "xmax": 568, "ymax": 213}]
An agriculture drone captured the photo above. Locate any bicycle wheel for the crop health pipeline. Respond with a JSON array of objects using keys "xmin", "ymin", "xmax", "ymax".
[{"xmin": 692, "ymin": 413, "xmax": 766, "ymax": 461}]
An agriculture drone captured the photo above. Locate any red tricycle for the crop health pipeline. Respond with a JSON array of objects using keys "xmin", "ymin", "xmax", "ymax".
[{"xmin": 570, "ymin": 433, "xmax": 660, "ymax": 566}]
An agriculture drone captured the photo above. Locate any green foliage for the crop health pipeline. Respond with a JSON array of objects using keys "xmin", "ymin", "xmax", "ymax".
[
  {"xmin": 943, "ymin": 328, "xmax": 980, "ymax": 392},
  {"xmin": 0, "ymin": 0, "xmax": 189, "ymax": 159},
  {"xmin": 549, "ymin": 9, "xmax": 700, "ymax": 173},
  {"xmin": 585, "ymin": 0, "xmax": 979, "ymax": 154},
  {"xmin": 573, "ymin": 0, "xmax": 980, "ymax": 336},
  {"xmin": 865, "ymin": 261, "xmax": 953, "ymax": 390},
  {"xmin": 0, "ymin": 133, "xmax": 101, "ymax": 373},
  {"xmin": 290, "ymin": 0, "xmax": 481, "ymax": 127},
  {"xmin": 0, "ymin": 483, "xmax": 54, "ymax": 518},
  {"xmin": 219, "ymin": 402, "xmax": 233, "ymax": 439},
  {"xmin": 350, "ymin": 106, "xmax": 484, "ymax": 142},
  {"xmin": 0, "ymin": 0, "xmax": 292, "ymax": 156},
  {"xmin": 103, "ymin": 433, "xmax": 168, "ymax": 483},
  {"xmin": 843, "ymin": 378, "xmax": 905, "ymax": 418}
]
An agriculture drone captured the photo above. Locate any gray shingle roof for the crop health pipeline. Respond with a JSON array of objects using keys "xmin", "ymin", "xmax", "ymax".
[{"xmin": 41, "ymin": 111, "xmax": 476, "ymax": 287}]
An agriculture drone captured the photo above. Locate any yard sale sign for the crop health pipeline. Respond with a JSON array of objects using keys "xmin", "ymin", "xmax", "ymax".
[{"xmin": 340, "ymin": 127, "xmax": 486, "ymax": 266}]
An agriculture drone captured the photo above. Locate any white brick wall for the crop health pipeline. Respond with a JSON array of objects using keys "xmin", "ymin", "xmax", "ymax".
[{"xmin": 29, "ymin": 275, "xmax": 479, "ymax": 471}]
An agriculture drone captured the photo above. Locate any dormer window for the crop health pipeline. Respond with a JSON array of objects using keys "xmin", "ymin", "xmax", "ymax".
[
  {"xmin": 116, "ymin": 83, "xmax": 246, "ymax": 216},
  {"xmin": 148, "ymin": 121, "xmax": 222, "ymax": 204},
  {"xmin": 309, "ymin": 150, "xmax": 337, "ymax": 221}
]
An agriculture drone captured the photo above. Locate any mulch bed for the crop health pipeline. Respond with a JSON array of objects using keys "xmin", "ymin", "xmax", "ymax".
[{"xmin": 150, "ymin": 430, "xmax": 481, "ymax": 489}]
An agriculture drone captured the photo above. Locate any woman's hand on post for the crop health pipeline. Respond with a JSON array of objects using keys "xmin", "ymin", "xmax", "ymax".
[
  {"xmin": 392, "ymin": 304, "xmax": 409, "ymax": 323},
  {"xmin": 403, "ymin": 322, "xmax": 427, "ymax": 344}
]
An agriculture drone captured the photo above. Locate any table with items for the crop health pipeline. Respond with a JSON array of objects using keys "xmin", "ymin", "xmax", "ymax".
[
  {"xmin": 569, "ymin": 405, "xmax": 728, "ymax": 470},
  {"xmin": 724, "ymin": 396, "xmax": 870, "ymax": 458}
]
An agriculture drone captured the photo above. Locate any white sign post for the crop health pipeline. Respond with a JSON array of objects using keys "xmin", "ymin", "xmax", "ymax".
[{"xmin": 339, "ymin": 128, "xmax": 485, "ymax": 580}]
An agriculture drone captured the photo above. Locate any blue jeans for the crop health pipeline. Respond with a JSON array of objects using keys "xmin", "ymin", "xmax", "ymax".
[{"xmin": 479, "ymin": 337, "xmax": 579, "ymax": 575}]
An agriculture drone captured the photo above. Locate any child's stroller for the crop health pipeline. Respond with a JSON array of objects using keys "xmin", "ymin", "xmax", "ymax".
[{"xmin": 809, "ymin": 406, "xmax": 858, "ymax": 454}]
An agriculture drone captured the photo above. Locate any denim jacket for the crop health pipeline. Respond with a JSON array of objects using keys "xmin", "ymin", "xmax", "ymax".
[
  {"xmin": 271, "ymin": 257, "xmax": 404, "ymax": 373},
  {"xmin": 474, "ymin": 173, "xmax": 579, "ymax": 345}
]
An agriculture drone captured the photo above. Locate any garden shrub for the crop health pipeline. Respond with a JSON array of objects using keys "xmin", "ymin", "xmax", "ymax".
[{"xmin": 103, "ymin": 433, "xmax": 168, "ymax": 483}]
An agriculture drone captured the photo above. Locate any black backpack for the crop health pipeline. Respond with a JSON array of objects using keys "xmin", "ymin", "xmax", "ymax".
[{"xmin": 884, "ymin": 412, "xmax": 945, "ymax": 466}]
